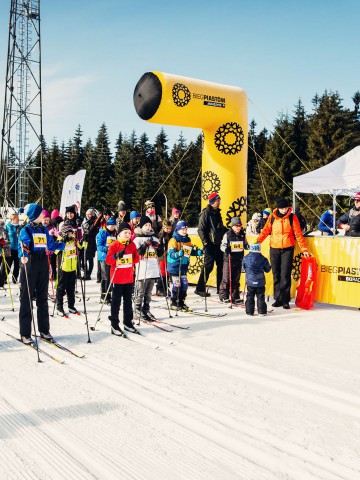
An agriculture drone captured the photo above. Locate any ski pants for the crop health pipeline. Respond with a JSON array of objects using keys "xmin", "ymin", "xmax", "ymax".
[
  {"xmin": 50, "ymin": 252, "xmax": 57, "ymax": 280},
  {"xmin": 0, "ymin": 253, "xmax": 15, "ymax": 286},
  {"xmin": 270, "ymin": 246, "xmax": 294, "ymax": 305},
  {"xmin": 56, "ymin": 270, "xmax": 76, "ymax": 310},
  {"xmin": 19, "ymin": 252, "xmax": 50, "ymax": 337},
  {"xmin": 245, "ymin": 285, "xmax": 267, "ymax": 315},
  {"xmin": 110, "ymin": 283, "xmax": 133, "ymax": 326},
  {"xmin": 1, "ymin": 249, "xmax": 19, "ymax": 283},
  {"xmin": 219, "ymin": 254, "xmax": 242, "ymax": 301},
  {"xmin": 171, "ymin": 275, "xmax": 188, "ymax": 306},
  {"xmin": 196, "ymin": 244, "xmax": 223, "ymax": 293},
  {"xmin": 135, "ymin": 278, "xmax": 155, "ymax": 315}
]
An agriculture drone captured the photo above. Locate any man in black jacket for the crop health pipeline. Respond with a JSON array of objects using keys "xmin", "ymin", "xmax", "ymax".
[
  {"xmin": 337, "ymin": 192, "xmax": 360, "ymax": 236},
  {"xmin": 195, "ymin": 192, "xmax": 225, "ymax": 296}
]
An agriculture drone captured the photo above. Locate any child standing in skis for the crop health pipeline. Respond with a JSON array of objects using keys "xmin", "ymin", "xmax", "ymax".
[
  {"xmin": 156, "ymin": 219, "xmax": 172, "ymax": 296},
  {"xmin": 55, "ymin": 224, "xmax": 84, "ymax": 317},
  {"xmin": 219, "ymin": 217, "xmax": 248, "ymax": 304},
  {"xmin": 96, "ymin": 217, "xmax": 117, "ymax": 303},
  {"xmin": 106, "ymin": 222, "xmax": 139, "ymax": 334},
  {"xmin": 133, "ymin": 216, "xmax": 164, "ymax": 321},
  {"xmin": 18, "ymin": 204, "xmax": 65, "ymax": 343},
  {"xmin": 167, "ymin": 221, "xmax": 203, "ymax": 310},
  {"xmin": 242, "ymin": 243, "xmax": 271, "ymax": 316}
]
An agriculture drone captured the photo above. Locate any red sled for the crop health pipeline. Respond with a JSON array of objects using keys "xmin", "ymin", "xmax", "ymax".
[{"xmin": 295, "ymin": 256, "xmax": 317, "ymax": 310}]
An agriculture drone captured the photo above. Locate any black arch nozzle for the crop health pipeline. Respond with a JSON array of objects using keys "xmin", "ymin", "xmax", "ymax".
[{"xmin": 133, "ymin": 72, "xmax": 162, "ymax": 120}]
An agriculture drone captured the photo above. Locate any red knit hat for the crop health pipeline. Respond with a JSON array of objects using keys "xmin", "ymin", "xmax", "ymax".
[
  {"xmin": 354, "ymin": 192, "xmax": 360, "ymax": 200},
  {"xmin": 208, "ymin": 192, "xmax": 220, "ymax": 205}
]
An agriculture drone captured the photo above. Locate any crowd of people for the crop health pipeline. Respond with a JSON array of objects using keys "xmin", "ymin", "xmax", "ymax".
[{"xmin": 0, "ymin": 190, "xmax": 359, "ymax": 344}]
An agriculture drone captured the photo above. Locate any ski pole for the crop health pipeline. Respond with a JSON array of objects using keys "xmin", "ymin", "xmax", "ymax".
[
  {"xmin": 228, "ymin": 253, "xmax": 232, "ymax": 309},
  {"xmin": 2, "ymin": 250, "xmax": 14, "ymax": 311},
  {"xmin": 78, "ymin": 266, "xmax": 91, "ymax": 343},
  {"xmin": 20, "ymin": 242, "xmax": 42, "ymax": 363},
  {"xmin": 157, "ymin": 255, "xmax": 172, "ymax": 318},
  {"xmin": 137, "ymin": 242, "xmax": 150, "ymax": 325},
  {"xmin": 175, "ymin": 243, "xmax": 182, "ymax": 316},
  {"xmin": 90, "ymin": 266, "xmax": 117, "ymax": 331},
  {"xmin": 47, "ymin": 254, "xmax": 55, "ymax": 302},
  {"xmin": 203, "ymin": 257, "xmax": 208, "ymax": 312}
]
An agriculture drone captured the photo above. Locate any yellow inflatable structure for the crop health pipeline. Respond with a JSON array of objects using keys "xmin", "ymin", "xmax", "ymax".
[{"xmin": 133, "ymin": 71, "xmax": 248, "ymax": 227}]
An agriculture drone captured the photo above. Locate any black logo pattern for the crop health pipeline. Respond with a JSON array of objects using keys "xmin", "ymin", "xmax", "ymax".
[
  {"xmin": 172, "ymin": 83, "xmax": 191, "ymax": 107},
  {"xmin": 214, "ymin": 122, "xmax": 244, "ymax": 155},
  {"xmin": 225, "ymin": 196, "xmax": 247, "ymax": 228},
  {"xmin": 292, "ymin": 253, "xmax": 303, "ymax": 281},
  {"xmin": 202, "ymin": 171, "xmax": 221, "ymax": 200},
  {"xmin": 188, "ymin": 255, "xmax": 203, "ymax": 276}
]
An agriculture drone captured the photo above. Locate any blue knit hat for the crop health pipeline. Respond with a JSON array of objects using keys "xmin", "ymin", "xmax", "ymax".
[
  {"xmin": 130, "ymin": 210, "xmax": 140, "ymax": 221},
  {"xmin": 26, "ymin": 203, "xmax": 43, "ymax": 222},
  {"xmin": 176, "ymin": 220, "xmax": 188, "ymax": 231},
  {"xmin": 106, "ymin": 217, "xmax": 116, "ymax": 226},
  {"xmin": 250, "ymin": 243, "xmax": 261, "ymax": 253}
]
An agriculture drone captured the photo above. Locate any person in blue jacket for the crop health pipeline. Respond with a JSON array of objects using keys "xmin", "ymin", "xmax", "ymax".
[
  {"xmin": 318, "ymin": 203, "xmax": 336, "ymax": 235},
  {"xmin": 96, "ymin": 217, "xmax": 117, "ymax": 303},
  {"xmin": 4, "ymin": 212, "xmax": 20, "ymax": 283},
  {"xmin": 242, "ymin": 243, "xmax": 271, "ymax": 316},
  {"xmin": 18, "ymin": 204, "xmax": 65, "ymax": 344}
]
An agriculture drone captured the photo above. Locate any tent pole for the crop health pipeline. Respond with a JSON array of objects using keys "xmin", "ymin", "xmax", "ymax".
[{"xmin": 333, "ymin": 193, "xmax": 336, "ymax": 237}]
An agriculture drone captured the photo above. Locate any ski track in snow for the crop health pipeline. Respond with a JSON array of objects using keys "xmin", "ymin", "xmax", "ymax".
[{"xmin": 0, "ymin": 282, "xmax": 360, "ymax": 479}]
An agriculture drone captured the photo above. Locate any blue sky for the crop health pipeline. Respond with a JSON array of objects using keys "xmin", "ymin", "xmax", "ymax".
[{"xmin": 0, "ymin": 0, "xmax": 359, "ymax": 149}]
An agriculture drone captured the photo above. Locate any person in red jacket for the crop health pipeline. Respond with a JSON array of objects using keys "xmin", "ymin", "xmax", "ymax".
[
  {"xmin": 257, "ymin": 197, "xmax": 309, "ymax": 309},
  {"xmin": 105, "ymin": 222, "xmax": 139, "ymax": 334}
]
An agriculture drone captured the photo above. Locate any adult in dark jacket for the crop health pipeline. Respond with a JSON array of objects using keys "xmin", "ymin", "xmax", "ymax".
[
  {"xmin": 81, "ymin": 208, "xmax": 99, "ymax": 279},
  {"xmin": 242, "ymin": 243, "xmax": 271, "ymax": 316},
  {"xmin": 337, "ymin": 192, "xmax": 360, "ymax": 235},
  {"xmin": 195, "ymin": 192, "xmax": 225, "ymax": 296},
  {"xmin": 349, "ymin": 213, "xmax": 360, "ymax": 237}
]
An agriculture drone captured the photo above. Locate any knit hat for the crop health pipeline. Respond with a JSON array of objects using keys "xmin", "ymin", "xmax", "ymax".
[
  {"xmin": 117, "ymin": 200, "xmax": 126, "ymax": 212},
  {"xmin": 172, "ymin": 207, "xmax": 180, "ymax": 215},
  {"xmin": 117, "ymin": 221, "xmax": 131, "ymax": 233},
  {"xmin": 250, "ymin": 243, "xmax": 261, "ymax": 253},
  {"xmin": 231, "ymin": 217, "xmax": 242, "ymax": 226},
  {"xmin": 18, "ymin": 207, "xmax": 24, "ymax": 214},
  {"xmin": 252, "ymin": 213, "xmax": 261, "ymax": 221},
  {"xmin": 26, "ymin": 203, "xmax": 43, "ymax": 222},
  {"xmin": 139, "ymin": 215, "xmax": 152, "ymax": 228},
  {"xmin": 354, "ymin": 192, "xmax": 360, "ymax": 200},
  {"xmin": 106, "ymin": 217, "xmax": 117, "ymax": 226},
  {"xmin": 130, "ymin": 210, "xmax": 140, "ymax": 221},
  {"xmin": 263, "ymin": 208, "xmax": 271, "ymax": 215},
  {"xmin": 162, "ymin": 219, "xmax": 172, "ymax": 228},
  {"xmin": 65, "ymin": 205, "xmax": 76, "ymax": 215},
  {"xmin": 208, "ymin": 192, "xmax": 220, "ymax": 205},
  {"xmin": 144, "ymin": 200, "xmax": 154, "ymax": 209},
  {"xmin": 176, "ymin": 220, "xmax": 188, "ymax": 231},
  {"xmin": 103, "ymin": 208, "xmax": 112, "ymax": 216},
  {"xmin": 60, "ymin": 224, "xmax": 74, "ymax": 236},
  {"xmin": 51, "ymin": 209, "xmax": 59, "ymax": 220},
  {"xmin": 276, "ymin": 197, "xmax": 289, "ymax": 209},
  {"xmin": 86, "ymin": 208, "xmax": 95, "ymax": 215},
  {"xmin": 42, "ymin": 210, "xmax": 50, "ymax": 218}
]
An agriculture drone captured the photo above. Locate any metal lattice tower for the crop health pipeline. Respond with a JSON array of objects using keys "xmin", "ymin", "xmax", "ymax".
[{"xmin": 0, "ymin": 0, "xmax": 43, "ymax": 210}]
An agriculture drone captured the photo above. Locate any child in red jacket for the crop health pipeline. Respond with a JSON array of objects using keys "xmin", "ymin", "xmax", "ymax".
[{"xmin": 105, "ymin": 222, "xmax": 139, "ymax": 334}]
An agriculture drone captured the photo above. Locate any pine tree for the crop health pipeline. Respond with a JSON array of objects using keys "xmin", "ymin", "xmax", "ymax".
[
  {"xmin": 81, "ymin": 139, "xmax": 94, "ymax": 210},
  {"xmin": 247, "ymin": 122, "xmax": 269, "ymax": 214}
]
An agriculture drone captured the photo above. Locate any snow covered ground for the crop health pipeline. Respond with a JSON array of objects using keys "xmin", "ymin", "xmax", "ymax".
[{"xmin": 1, "ymin": 278, "xmax": 360, "ymax": 480}]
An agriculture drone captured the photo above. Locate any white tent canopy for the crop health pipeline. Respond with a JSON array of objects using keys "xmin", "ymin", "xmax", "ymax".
[{"xmin": 293, "ymin": 145, "xmax": 360, "ymax": 196}]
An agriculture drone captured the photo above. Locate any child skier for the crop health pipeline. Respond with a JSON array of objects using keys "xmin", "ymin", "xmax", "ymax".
[
  {"xmin": 18, "ymin": 204, "xmax": 65, "ymax": 343},
  {"xmin": 96, "ymin": 217, "xmax": 117, "ymax": 303},
  {"xmin": 219, "ymin": 217, "xmax": 248, "ymax": 303},
  {"xmin": 242, "ymin": 243, "xmax": 271, "ymax": 316},
  {"xmin": 4, "ymin": 212, "xmax": 20, "ymax": 284},
  {"xmin": 156, "ymin": 219, "xmax": 172, "ymax": 296},
  {"xmin": 133, "ymin": 215, "xmax": 164, "ymax": 321},
  {"xmin": 55, "ymin": 224, "xmax": 84, "ymax": 316},
  {"xmin": 105, "ymin": 222, "xmax": 139, "ymax": 334},
  {"xmin": 167, "ymin": 221, "xmax": 203, "ymax": 310}
]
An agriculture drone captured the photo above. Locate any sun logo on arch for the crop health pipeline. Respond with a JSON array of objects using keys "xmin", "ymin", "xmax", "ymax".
[
  {"xmin": 172, "ymin": 83, "xmax": 191, "ymax": 107},
  {"xmin": 214, "ymin": 122, "xmax": 244, "ymax": 155}
]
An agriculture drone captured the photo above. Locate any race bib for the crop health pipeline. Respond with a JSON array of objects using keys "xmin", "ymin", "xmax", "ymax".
[
  {"xmin": 106, "ymin": 236, "xmax": 116, "ymax": 245},
  {"xmin": 230, "ymin": 241, "xmax": 243, "ymax": 252},
  {"xmin": 116, "ymin": 254, "xmax": 133, "ymax": 268},
  {"xmin": 144, "ymin": 250, "xmax": 157, "ymax": 258},
  {"xmin": 65, "ymin": 243, "xmax": 76, "ymax": 259},
  {"xmin": 182, "ymin": 245, "xmax": 192, "ymax": 258},
  {"xmin": 33, "ymin": 233, "xmax": 47, "ymax": 249}
]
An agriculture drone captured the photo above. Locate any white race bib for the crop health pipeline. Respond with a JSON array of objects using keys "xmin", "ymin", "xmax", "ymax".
[
  {"xmin": 107, "ymin": 236, "xmax": 116, "ymax": 246},
  {"xmin": 182, "ymin": 245, "xmax": 192, "ymax": 258},
  {"xmin": 230, "ymin": 241, "xmax": 243, "ymax": 252},
  {"xmin": 65, "ymin": 243, "xmax": 77, "ymax": 259},
  {"xmin": 33, "ymin": 233, "xmax": 47, "ymax": 249},
  {"xmin": 116, "ymin": 254, "xmax": 132, "ymax": 268}
]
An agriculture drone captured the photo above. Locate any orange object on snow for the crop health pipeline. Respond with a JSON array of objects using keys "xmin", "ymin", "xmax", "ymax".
[{"xmin": 295, "ymin": 256, "xmax": 318, "ymax": 310}]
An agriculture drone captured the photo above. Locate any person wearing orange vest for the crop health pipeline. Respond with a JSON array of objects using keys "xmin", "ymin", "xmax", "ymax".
[{"xmin": 256, "ymin": 197, "xmax": 309, "ymax": 309}]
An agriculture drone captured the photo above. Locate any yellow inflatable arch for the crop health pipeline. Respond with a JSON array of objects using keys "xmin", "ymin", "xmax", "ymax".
[{"xmin": 133, "ymin": 71, "xmax": 248, "ymax": 227}]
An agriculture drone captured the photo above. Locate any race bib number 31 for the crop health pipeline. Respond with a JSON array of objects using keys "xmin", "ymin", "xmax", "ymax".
[{"xmin": 33, "ymin": 233, "xmax": 47, "ymax": 249}]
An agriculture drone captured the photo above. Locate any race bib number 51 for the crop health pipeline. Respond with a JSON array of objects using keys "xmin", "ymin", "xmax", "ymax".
[
  {"xmin": 116, "ymin": 254, "xmax": 132, "ymax": 268},
  {"xmin": 33, "ymin": 233, "xmax": 47, "ymax": 249}
]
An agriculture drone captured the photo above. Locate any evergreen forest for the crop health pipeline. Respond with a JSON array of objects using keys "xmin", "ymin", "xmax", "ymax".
[{"xmin": 26, "ymin": 90, "xmax": 360, "ymax": 229}]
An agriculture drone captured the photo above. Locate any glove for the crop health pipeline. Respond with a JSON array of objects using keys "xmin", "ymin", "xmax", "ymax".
[
  {"xmin": 151, "ymin": 240, "xmax": 159, "ymax": 249},
  {"xmin": 82, "ymin": 241, "xmax": 88, "ymax": 249},
  {"xmin": 76, "ymin": 218, "xmax": 82, "ymax": 227},
  {"xmin": 116, "ymin": 250, "xmax": 125, "ymax": 259},
  {"xmin": 176, "ymin": 250, "xmax": 184, "ymax": 258},
  {"xmin": 21, "ymin": 256, "xmax": 28, "ymax": 264},
  {"xmin": 196, "ymin": 247, "xmax": 204, "ymax": 256}
]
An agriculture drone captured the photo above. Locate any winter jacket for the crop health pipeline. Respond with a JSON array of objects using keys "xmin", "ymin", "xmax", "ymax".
[
  {"xmin": 337, "ymin": 207, "xmax": 360, "ymax": 235},
  {"xmin": 133, "ymin": 227, "xmax": 164, "ymax": 280},
  {"xmin": 144, "ymin": 211, "xmax": 162, "ymax": 235},
  {"xmin": 198, "ymin": 205, "xmax": 225, "ymax": 247},
  {"xmin": 56, "ymin": 237, "xmax": 83, "ymax": 272},
  {"xmin": 82, "ymin": 215, "xmax": 99, "ymax": 256},
  {"xmin": 220, "ymin": 228, "xmax": 248, "ymax": 264},
  {"xmin": 18, "ymin": 223, "xmax": 65, "ymax": 258},
  {"xmin": 349, "ymin": 214, "xmax": 360, "ymax": 237},
  {"xmin": 5, "ymin": 222, "xmax": 20, "ymax": 250},
  {"xmin": 0, "ymin": 221, "xmax": 10, "ymax": 256},
  {"xmin": 167, "ymin": 231, "xmax": 202, "ymax": 276},
  {"xmin": 106, "ymin": 240, "xmax": 139, "ymax": 284},
  {"xmin": 243, "ymin": 252, "xmax": 271, "ymax": 288},
  {"xmin": 318, "ymin": 210, "xmax": 335, "ymax": 235},
  {"xmin": 257, "ymin": 208, "xmax": 308, "ymax": 252},
  {"xmin": 96, "ymin": 228, "xmax": 117, "ymax": 262}
]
